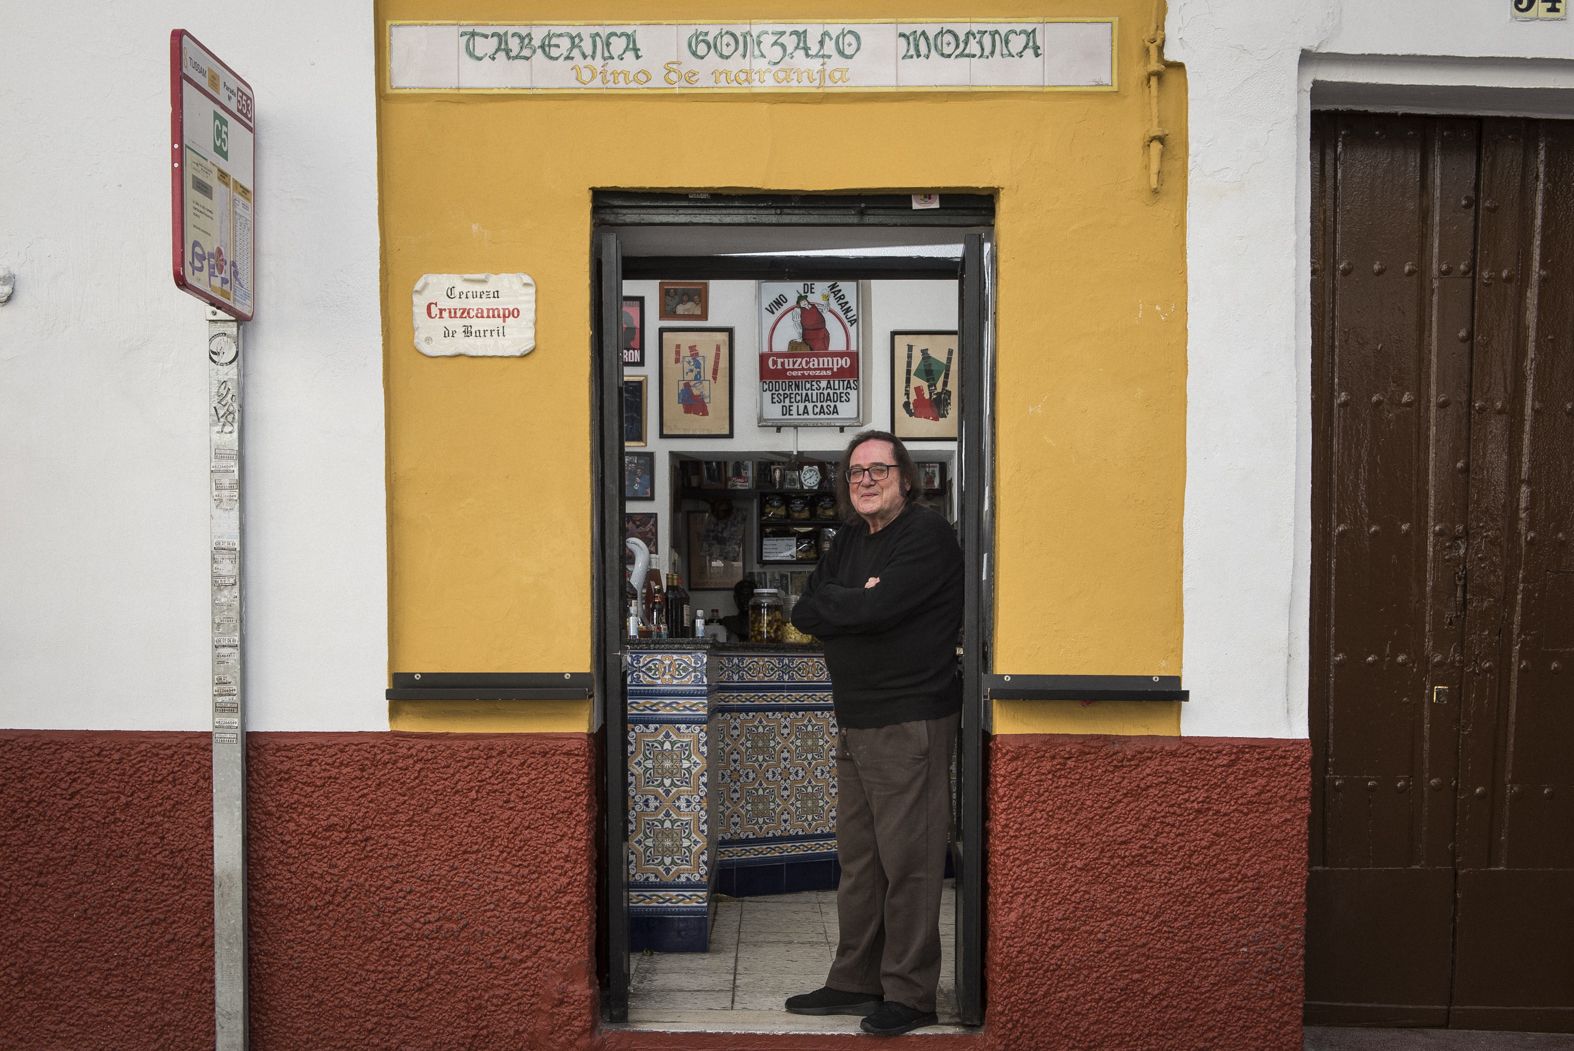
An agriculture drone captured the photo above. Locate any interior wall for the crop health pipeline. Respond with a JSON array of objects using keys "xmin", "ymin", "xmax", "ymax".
[{"xmin": 623, "ymin": 276, "xmax": 958, "ymax": 609}]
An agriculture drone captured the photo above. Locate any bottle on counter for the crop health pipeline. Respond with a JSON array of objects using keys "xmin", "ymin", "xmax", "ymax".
[
  {"xmin": 650, "ymin": 586, "xmax": 667, "ymax": 639},
  {"xmin": 665, "ymin": 572, "xmax": 691, "ymax": 639},
  {"xmin": 627, "ymin": 599, "xmax": 641, "ymax": 639},
  {"xmin": 693, "ymin": 608, "xmax": 705, "ymax": 637},
  {"xmin": 642, "ymin": 574, "xmax": 663, "ymax": 636}
]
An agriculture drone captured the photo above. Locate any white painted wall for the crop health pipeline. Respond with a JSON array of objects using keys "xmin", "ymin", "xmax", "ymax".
[
  {"xmin": 0, "ymin": 3, "xmax": 385, "ymax": 731},
  {"xmin": 1170, "ymin": 0, "xmax": 1574, "ymax": 737}
]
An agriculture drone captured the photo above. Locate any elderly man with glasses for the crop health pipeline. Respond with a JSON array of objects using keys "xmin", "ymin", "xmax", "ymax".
[{"xmin": 784, "ymin": 429, "xmax": 963, "ymax": 1037}]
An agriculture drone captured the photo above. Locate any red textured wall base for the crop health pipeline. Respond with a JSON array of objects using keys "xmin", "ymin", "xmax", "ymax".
[
  {"xmin": 0, "ymin": 730, "xmax": 599, "ymax": 1051},
  {"xmin": 1, "ymin": 730, "xmax": 1304, "ymax": 1051},
  {"xmin": 984, "ymin": 734, "xmax": 1309, "ymax": 1051}
]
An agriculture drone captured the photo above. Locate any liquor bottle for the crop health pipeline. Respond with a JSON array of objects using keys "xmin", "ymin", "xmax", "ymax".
[
  {"xmin": 650, "ymin": 585, "xmax": 667, "ymax": 639},
  {"xmin": 694, "ymin": 608, "xmax": 706, "ymax": 637},
  {"xmin": 665, "ymin": 572, "xmax": 690, "ymax": 639},
  {"xmin": 642, "ymin": 574, "xmax": 663, "ymax": 633}
]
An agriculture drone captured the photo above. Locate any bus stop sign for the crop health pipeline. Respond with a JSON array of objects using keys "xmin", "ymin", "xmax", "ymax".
[{"xmin": 171, "ymin": 30, "xmax": 255, "ymax": 321}]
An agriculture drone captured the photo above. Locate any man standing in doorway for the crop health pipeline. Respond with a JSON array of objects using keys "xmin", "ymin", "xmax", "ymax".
[{"xmin": 784, "ymin": 430, "xmax": 963, "ymax": 1037}]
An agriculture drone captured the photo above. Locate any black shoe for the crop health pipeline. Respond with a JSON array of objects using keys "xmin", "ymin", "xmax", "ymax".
[
  {"xmin": 860, "ymin": 1000, "xmax": 939, "ymax": 1036},
  {"xmin": 784, "ymin": 986, "xmax": 881, "ymax": 1016}
]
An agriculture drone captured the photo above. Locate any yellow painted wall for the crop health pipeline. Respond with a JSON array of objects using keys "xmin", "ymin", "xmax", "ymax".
[{"xmin": 377, "ymin": 1, "xmax": 1186, "ymax": 734}]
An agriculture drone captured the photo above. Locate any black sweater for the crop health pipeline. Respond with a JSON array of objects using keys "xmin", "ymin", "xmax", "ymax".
[{"xmin": 791, "ymin": 503, "xmax": 963, "ymax": 728}]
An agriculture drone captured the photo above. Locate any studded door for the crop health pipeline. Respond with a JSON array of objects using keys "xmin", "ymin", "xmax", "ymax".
[{"xmin": 1308, "ymin": 113, "xmax": 1574, "ymax": 1031}]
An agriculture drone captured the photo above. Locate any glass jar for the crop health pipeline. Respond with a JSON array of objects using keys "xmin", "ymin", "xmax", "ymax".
[
  {"xmin": 782, "ymin": 595, "xmax": 810, "ymax": 644},
  {"xmin": 748, "ymin": 588, "xmax": 785, "ymax": 643}
]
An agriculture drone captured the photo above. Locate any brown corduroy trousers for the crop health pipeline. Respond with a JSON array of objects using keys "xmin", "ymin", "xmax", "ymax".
[{"xmin": 825, "ymin": 712, "xmax": 958, "ymax": 1013}]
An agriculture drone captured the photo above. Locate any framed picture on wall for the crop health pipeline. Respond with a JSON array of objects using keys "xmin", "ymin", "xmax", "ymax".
[
  {"xmin": 620, "ymin": 296, "xmax": 645, "ymax": 367},
  {"xmin": 659, "ymin": 281, "xmax": 708, "ymax": 321},
  {"xmin": 659, "ymin": 328, "xmax": 733, "ymax": 439},
  {"xmin": 625, "ymin": 512, "xmax": 658, "ymax": 562},
  {"xmin": 623, "ymin": 376, "xmax": 646, "ymax": 447},
  {"xmin": 624, "ymin": 451, "xmax": 654, "ymax": 501},
  {"xmin": 890, "ymin": 331, "xmax": 959, "ymax": 441},
  {"xmin": 687, "ymin": 509, "xmax": 746, "ymax": 590}
]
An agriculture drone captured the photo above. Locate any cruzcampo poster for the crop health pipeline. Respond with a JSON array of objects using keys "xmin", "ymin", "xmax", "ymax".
[{"xmin": 758, "ymin": 281, "xmax": 862, "ymax": 426}]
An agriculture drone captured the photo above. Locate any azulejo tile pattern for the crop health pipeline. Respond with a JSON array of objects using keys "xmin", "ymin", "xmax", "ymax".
[
  {"xmin": 628, "ymin": 649, "xmax": 707, "ymax": 687},
  {"xmin": 625, "ymin": 645, "xmax": 842, "ymax": 948},
  {"xmin": 630, "ymin": 726, "xmax": 705, "ymax": 798},
  {"xmin": 715, "ymin": 707, "xmax": 838, "ymax": 848},
  {"xmin": 712, "ymin": 652, "xmax": 839, "ymax": 866},
  {"xmin": 626, "ymin": 646, "xmax": 712, "ymax": 942},
  {"xmin": 714, "ymin": 653, "xmax": 828, "ymax": 684}
]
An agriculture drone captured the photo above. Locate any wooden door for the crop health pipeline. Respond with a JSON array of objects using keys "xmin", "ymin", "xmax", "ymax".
[{"xmin": 1308, "ymin": 112, "xmax": 1574, "ymax": 1032}]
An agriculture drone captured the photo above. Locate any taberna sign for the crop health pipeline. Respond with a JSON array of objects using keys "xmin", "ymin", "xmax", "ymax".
[
  {"xmin": 759, "ymin": 281, "xmax": 861, "ymax": 426},
  {"xmin": 412, "ymin": 273, "xmax": 537, "ymax": 356},
  {"xmin": 389, "ymin": 20, "xmax": 1115, "ymax": 93}
]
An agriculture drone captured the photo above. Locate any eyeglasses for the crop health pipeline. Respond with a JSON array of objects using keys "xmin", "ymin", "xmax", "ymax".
[{"xmin": 846, "ymin": 463, "xmax": 898, "ymax": 483}]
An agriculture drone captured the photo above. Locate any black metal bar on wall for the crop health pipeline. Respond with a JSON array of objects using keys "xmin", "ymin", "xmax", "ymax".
[
  {"xmin": 985, "ymin": 674, "xmax": 1188, "ymax": 702},
  {"xmin": 385, "ymin": 672, "xmax": 593, "ymax": 701}
]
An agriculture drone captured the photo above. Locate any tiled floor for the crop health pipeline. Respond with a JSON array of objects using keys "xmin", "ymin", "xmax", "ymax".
[{"xmin": 618, "ymin": 884, "xmax": 966, "ymax": 1035}]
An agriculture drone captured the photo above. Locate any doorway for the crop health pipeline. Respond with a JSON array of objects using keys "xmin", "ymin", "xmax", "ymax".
[
  {"xmin": 1307, "ymin": 113, "xmax": 1574, "ymax": 1031},
  {"xmin": 590, "ymin": 193, "xmax": 996, "ymax": 1030}
]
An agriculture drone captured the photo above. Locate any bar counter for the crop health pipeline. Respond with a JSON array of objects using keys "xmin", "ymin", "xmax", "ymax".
[{"xmin": 624, "ymin": 639, "xmax": 840, "ymax": 952}]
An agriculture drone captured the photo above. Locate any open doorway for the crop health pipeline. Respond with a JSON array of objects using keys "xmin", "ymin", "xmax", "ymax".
[{"xmin": 592, "ymin": 193, "xmax": 995, "ymax": 1033}]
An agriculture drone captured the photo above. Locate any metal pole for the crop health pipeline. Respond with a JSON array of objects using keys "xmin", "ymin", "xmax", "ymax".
[{"xmin": 207, "ymin": 308, "xmax": 248, "ymax": 1049}]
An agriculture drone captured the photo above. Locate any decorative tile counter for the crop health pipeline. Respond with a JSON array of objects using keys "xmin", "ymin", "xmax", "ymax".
[{"xmin": 625, "ymin": 641, "xmax": 839, "ymax": 952}]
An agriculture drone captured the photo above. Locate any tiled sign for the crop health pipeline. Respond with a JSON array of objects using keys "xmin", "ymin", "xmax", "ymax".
[{"xmin": 390, "ymin": 20, "xmax": 1115, "ymax": 92}]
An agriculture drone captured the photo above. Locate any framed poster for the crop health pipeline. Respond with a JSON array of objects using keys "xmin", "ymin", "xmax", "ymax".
[
  {"xmin": 620, "ymin": 296, "xmax": 645, "ymax": 366},
  {"xmin": 659, "ymin": 328, "xmax": 733, "ymax": 438},
  {"xmin": 659, "ymin": 281, "xmax": 708, "ymax": 321},
  {"xmin": 759, "ymin": 280, "xmax": 862, "ymax": 426},
  {"xmin": 624, "ymin": 451, "xmax": 654, "ymax": 501},
  {"xmin": 625, "ymin": 512, "xmax": 658, "ymax": 560},
  {"xmin": 687, "ymin": 509, "xmax": 747, "ymax": 590},
  {"xmin": 622, "ymin": 376, "xmax": 646, "ymax": 447},
  {"xmin": 891, "ymin": 331, "xmax": 958, "ymax": 440}
]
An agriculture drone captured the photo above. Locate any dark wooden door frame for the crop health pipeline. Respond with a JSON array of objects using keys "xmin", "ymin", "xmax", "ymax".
[
  {"xmin": 591, "ymin": 192, "xmax": 996, "ymax": 1027},
  {"xmin": 594, "ymin": 231, "xmax": 630, "ymax": 1021}
]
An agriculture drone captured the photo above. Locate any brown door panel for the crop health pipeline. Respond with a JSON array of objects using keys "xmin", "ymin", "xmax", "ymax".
[
  {"xmin": 1320, "ymin": 115, "xmax": 1458, "ymax": 801},
  {"xmin": 1456, "ymin": 119, "xmax": 1533, "ymax": 872},
  {"xmin": 1496, "ymin": 121, "xmax": 1574, "ymax": 866},
  {"xmin": 1310, "ymin": 114, "xmax": 1574, "ymax": 1027},
  {"xmin": 1320, "ymin": 775, "xmax": 1420, "ymax": 868},
  {"xmin": 1305, "ymin": 866, "xmax": 1454, "ymax": 1024},
  {"xmin": 1451, "ymin": 868, "xmax": 1574, "ymax": 1030}
]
